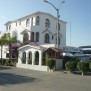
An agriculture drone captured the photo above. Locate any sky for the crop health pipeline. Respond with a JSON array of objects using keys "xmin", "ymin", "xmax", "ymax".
[{"xmin": 0, "ymin": 0, "xmax": 91, "ymax": 47}]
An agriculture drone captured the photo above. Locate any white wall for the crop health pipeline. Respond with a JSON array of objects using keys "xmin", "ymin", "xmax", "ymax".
[
  {"xmin": 56, "ymin": 59, "xmax": 63, "ymax": 70},
  {"xmin": 16, "ymin": 64, "xmax": 48, "ymax": 71},
  {"xmin": 0, "ymin": 46, "xmax": 8, "ymax": 59}
]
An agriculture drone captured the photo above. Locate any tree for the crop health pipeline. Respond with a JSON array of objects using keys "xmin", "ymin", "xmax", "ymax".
[
  {"xmin": 2, "ymin": 33, "xmax": 20, "ymax": 63},
  {"xmin": 77, "ymin": 62, "xmax": 89, "ymax": 76},
  {"xmin": 65, "ymin": 62, "xmax": 77, "ymax": 73},
  {"xmin": 45, "ymin": 53, "xmax": 49, "ymax": 66},
  {"xmin": 47, "ymin": 58, "xmax": 55, "ymax": 70}
]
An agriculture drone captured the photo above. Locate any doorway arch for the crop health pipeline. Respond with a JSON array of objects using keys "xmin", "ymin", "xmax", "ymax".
[{"xmin": 35, "ymin": 51, "xmax": 39, "ymax": 65}]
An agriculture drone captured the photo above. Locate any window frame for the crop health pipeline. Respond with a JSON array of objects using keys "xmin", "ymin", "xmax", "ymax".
[
  {"xmin": 36, "ymin": 32, "xmax": 39, "ymax": 42},
  {"xmin": 26, "ymin": 19, "xmax": 30, "ymax": 27},
  {"xmin": 44, "ymin": 33, "xmax": 50, "ymax": 43},
  {"xmin": 36, "ymin": 16, "xmax": 40, "ymax": 25},
  {"xmin": 31, "ymin": 32, "xmax": 34, "ymax": 42},
  {"xmin": 45, "ymin": 19, "xmax": 50, "ymax": 28},
  {"xmin": 23, "ymin": 32, "xmax": 29, "ymax": 44}
]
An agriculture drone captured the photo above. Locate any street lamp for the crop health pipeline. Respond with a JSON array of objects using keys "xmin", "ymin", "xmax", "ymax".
[{"xmin": 44, "ymin": 0, "xmax": 65, "ymax": 49}]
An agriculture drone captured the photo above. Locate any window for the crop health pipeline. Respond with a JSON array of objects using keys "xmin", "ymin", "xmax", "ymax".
[
  {"xmin": 23, "ymin": 32, "xmax": 29, "ymax": 44},
  {"xmin": 31, "ymin": 32, "xmax": 34, "ymax": 42},
  {"xmin": 12, "ymin": 54, "xmax": 16, "ymax": 58},
  {"xmin": 16, "ymin": 22, "xmax": 17, "ymax": 26},
  {"xmin": 36, "ymin": 32, "xmax": 39, "ymax": 42},
  {"xmin": 52, "ymin": 35, "xmax": 54, "ymax": 40},
  {"xmin": 36, "ymin": 16, "xmax": 40, "ymax": 25},
  {"xmin": 9, "ymin": 25, "xmax": 11, "ymax": 30},
  {"xmin": 45, "ymin": 19, "xmax": 50, "ymax": 28},
  {"xmin": 45, "ymin": 33, "xmax": 50, "ymax": 43},
  {"xmin": 26, "ymin": 19, "xmax": 30, "ymax": 27},
  {"xmin": 6, "ymin": 53, "xmax": 9, "ymax": 58}
]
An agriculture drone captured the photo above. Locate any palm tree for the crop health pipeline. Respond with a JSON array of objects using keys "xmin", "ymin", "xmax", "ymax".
[{"xmin": 2, "ymin": 33, "xmax": 20, "ymax": 63}]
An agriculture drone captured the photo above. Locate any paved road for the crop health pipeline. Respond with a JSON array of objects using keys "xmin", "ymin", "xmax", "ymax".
[{"xmin": 0, "ymin": 66, "xmax": 91, "ymax": 91}]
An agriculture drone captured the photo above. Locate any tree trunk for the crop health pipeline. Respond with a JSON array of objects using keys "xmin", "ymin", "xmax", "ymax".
[{"xmin": 82, "ymin": 72, "xmax": 84, "ymax": 76}]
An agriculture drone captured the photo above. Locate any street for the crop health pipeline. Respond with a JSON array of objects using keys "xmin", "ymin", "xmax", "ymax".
[{"xmin": 0, "ymin": 66, "xmax": 91, "ymax": 91}]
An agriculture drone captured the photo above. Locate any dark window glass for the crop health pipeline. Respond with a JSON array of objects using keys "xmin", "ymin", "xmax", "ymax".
[
  {"xmin": 26, "ymin": 19, "xmax": 30, "ymax": 27},
  {"xmin": 36, "ymin": 32, "xmax": 39, "ymax": 42},
  {"xmin": 45, "ymin": 33, "xmax": 50, "ymax": 43},
  {"xmin": 52, "ymin": 35, "xmax": 54, "ymax": 40},
  {"xmin": 28, "ymin": 52, "xmax": 32, "ymax": 60},
  {"xmin": 45, "ymin": 19, "xmax": 50, "ymax": 28},
  {"xmin": 9, "ymin": 25, "xmax": 11, "ymax": 30},
  {"xmin": 23, "ymin": 33, "xmax": 29, "ymax": 44},
  {"xmin": 36, "ymin": 16, "xmax": 40, "ymax": 25},
  {"xmin": 6, "ymin": 53, "xmax": 9, "ymax": 58},
  {"xmin": 31, "ymin": 32, "xmax": 34, "ymax": 42}
]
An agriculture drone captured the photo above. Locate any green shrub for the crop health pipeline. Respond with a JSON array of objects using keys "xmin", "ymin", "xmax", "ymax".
[
  {"xmin": 9, "ymin": 60, "xmax": 17, "ymax": 66},
  {"xmin": 45, "ymin": 53, "xmax": 49, "ymax": 66},
  {"xmin": 21, "ymin": 57, "xmax": 26, "ymax": 64},
  {"xmin": 28, "ymin": 60, "xmax": 32, "ymax": 64},
  {"xmin": 89, "ymin": 62, "xmax": 91, "ymax": 70},
  {"xmin": 65, "ymin": 62, "xmax": 76, "ymax": 72},
  {"xmin": 77, "ymin": 62, "xmax": 89, "ymax": 75},
  {"xmin": 5, "ymin": 59, "xmax": 9, "ymax": 66},
  {"xmin": 47, "ymin": 58, "xmax": 55, "ymax": 70}
]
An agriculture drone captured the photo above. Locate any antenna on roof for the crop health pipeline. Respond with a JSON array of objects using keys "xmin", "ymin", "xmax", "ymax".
[{"xmin": 70, "ymin": 21, "xmax": 71, "ymax": 46}]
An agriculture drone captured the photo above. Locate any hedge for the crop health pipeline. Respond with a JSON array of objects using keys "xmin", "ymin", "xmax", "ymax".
[
  {"xmin": 47, "ymin": 58, "xmax": 55, "ymax": 70},
  {"xmin": 65, "ymin": 62, "xmax": 77, "ymax": 72},
  {"xmin": 77, "ymin": 62, "xmax": 89, "ymax": 75}
]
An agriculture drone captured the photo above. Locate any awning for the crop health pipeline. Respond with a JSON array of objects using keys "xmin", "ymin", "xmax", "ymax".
[{"xmin": 62, "ymin": 53, "xmax": 73, "ymax": 57}]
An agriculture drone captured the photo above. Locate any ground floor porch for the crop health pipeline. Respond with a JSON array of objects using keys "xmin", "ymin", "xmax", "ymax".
[{"xmin": 17, "ymin": 45, "xmax": 63, "ymax": 71}]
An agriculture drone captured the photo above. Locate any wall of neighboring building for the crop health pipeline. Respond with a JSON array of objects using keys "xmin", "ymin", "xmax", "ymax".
[{"xmin": 0, "ymin": 46, "xmax": 9, "ymax": 59}]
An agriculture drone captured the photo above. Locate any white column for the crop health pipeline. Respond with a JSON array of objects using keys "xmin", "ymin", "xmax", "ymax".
[
  {"xmin": 39, "ymin": 51, "xmax": 43, "ymax": 66},
  {"xmin": 18, "ymin": 51, "xmax": 22, "ymax": 64},
  {"xmin": 32, "ymin": 51, "xmax": 35, "ymax": 65}
]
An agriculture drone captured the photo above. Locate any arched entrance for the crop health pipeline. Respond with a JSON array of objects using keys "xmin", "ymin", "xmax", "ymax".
[
  {"xmin": 28, "ymin": 51, "xmax": 32, "ymax": 64},
  {"xmin": 35, "ymin": 51, "xmax": 39, "ymax": 65},
  {"xmin": 22, "ymin": 52, "xmax": 26, "ymax": 64}
]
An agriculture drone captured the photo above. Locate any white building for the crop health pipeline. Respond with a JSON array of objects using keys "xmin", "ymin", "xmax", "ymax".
[
  {"xmin": 4, "ymin": 11, "xmax": 66, "ymax": 71},
  {"xmin": 5, "ymin": 11, "xmax": 66, "ymax": 47}
]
